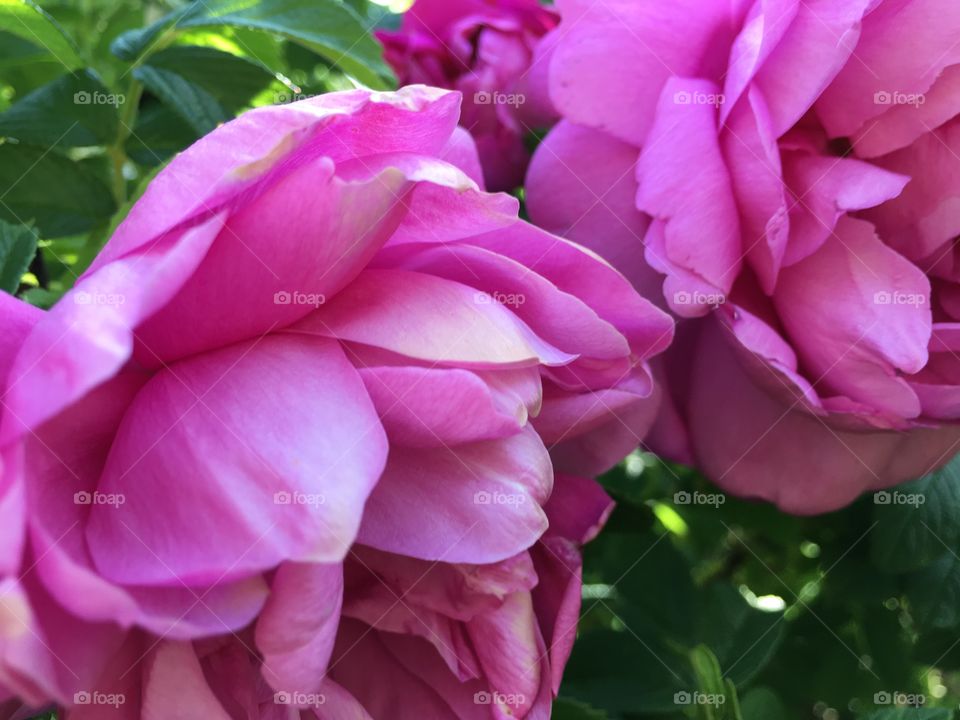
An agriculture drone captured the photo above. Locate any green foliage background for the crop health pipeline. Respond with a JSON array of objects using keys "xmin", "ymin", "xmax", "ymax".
[{"xmin": 1, "ymin": 2, "xmax": 959, "ymax": 719}]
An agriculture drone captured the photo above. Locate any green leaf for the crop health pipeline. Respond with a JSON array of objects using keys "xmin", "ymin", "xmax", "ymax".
[
  {"xmin": 141, "ymin": 45, "xmax": 274, "ymax": 113},
  {"xmin": 0, "ymin": 142, "xmax": 115, "ymax": 236},
  {"xmin": 871, "ymin": 455, "xmax": 960, "ymax": 573},
  {"xmin": 904, "ymin": 551, "xmax": 960, "ymax": 629},
  {"xmin": 551, "ymin": 698, "xmax": 609, "ymax": 720},
  {"xmin": 133, "ymin": 63, "xmax": 226, "ymax": 135},
  {"xmin": 739, "ymin": 687, "xmax": 786, "ymax": 720},
  {"xmin": 561, "ymin": 627, "xmax": 686, "ymax": 715},
  {"xmin": 112, "ymin": 0, "xmax": 393, "ymax": 89},
  {"xmin": 0, "ymin": 69, "xmax": 119, "ymax": 146},
  {"xmin": 697, "ymin": 584, "xmax": 785, "ymax": 686},
  {"xmin": 0, "ymin": 217, "xmax": 36, "ymax": 292},
  {"xmin": 0, "ymin": 0, "xmax": 82, "ymax": 69},
  {"xmin": 124, "ymin": 100, "xmax": 196, "ymax": 166}
]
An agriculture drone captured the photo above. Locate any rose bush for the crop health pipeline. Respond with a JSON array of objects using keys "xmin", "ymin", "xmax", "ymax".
[
  {"xmin": 378, "ymin": 0, "xmax": 559, "ymax": 192},
  {"xmin": 527, "ymin": 0, "xmax": 960, "ymax": 513},
  {"xmin": 0, "ymin": 86, "xmax": 671, "ymax": 718}
]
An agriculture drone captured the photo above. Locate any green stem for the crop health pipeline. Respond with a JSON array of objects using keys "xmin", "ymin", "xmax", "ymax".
[{"xmin": 109, "ymin": 78, "xmax": 143, "ymax": 206}]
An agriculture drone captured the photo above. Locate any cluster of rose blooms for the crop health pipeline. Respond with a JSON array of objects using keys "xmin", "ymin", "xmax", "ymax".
[{"xmin": 1, "ymin": 0, "xmax": 958, "ymax": 717}]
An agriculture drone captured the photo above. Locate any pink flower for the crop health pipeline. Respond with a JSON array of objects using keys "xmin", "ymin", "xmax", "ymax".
[
  {"xmin": 0, "ymin": 86, "xmax": 671, "ymax": 716},
  {"xmin": 527, "ymin": 0, "xmax": 960, "ymax": 513},
  {"xmin": 378, "ymin": 0, "xmax": 559, "ymax": 192}
]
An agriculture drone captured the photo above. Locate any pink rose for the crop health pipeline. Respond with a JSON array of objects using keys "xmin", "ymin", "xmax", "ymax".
[
  {"xmin": 378, "ymin": 0, "xmax": 559, "ymax": 192},
  {"xmin": 527, "ymin": 0, "xmax": 960, "ymax": 513},
  {"xmin": 0, "ymin": 86, "xmax": 671, "ymax": 716}
]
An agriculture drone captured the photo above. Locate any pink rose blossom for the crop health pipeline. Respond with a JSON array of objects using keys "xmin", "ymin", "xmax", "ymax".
[
  {"xmin": 378, "ymin": 0, "xmax": 559, "ymax": 191},
  {"xmin": 0, "ymin": 86, "xmax": 671, "ymax": 717},
  {"xmin": 527, "ymin": 0, "xmax": 960, "ymax": 513}
]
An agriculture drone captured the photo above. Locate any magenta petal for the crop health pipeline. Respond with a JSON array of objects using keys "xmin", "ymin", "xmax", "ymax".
[
  {"xmin": 256, "ymin": 562, "xmax": 343, "ymax": 697},
  {"xmin": 357, "ymin": 427, "xmax": 553, "ymax": 563},
  {"xmin": 722, "ymin": 88, "xmax": 790, "ymax": 294},
  {"xmin": 87, "ymin": 335, "xmax": 387, "ymax": 585},
  {"xmin": 374, "ymin": 240, "xmax": 630, "ymax": 360},
  {"xmin": 687, "ymin": 318, "xmax": 960, "ymax": 513},
  {"xmin": 466, "ymin": 222, "xmax": 674, "ymax": 360},
  {"xmin": 775, "ymin": 217, "xmax": 930, "ymax": 417},
  {"xmin": 757, "ymin": 0, "xmax": 873, "ymax": 136},
  {"xmin": 637, "ymin": 78, "xmax": 742, "ymax": 317},
  {"xmin": 550, "ymin": 0, "xmax": 743, "ymax": 146},
  {"xmin": 1, "ymin": 214, "xmax": 224, "ymax": 444},
  {"xmin": 816, "ymin": 0, "xmax": 960, "ymax": 140},
  {"xmin": 293, "ymin": 269, "xmax": 574, "ymax": 368},
  {"xmin": 782, "ymin": 152, "xmax": 909, "ymax": 267},
  {"xmin": 467, "ymin": 592, "xmax": 542, "ymax": 714},
  {"xmin": 358, "ymin": 365, "xmax": 523, "ymax": 447},
  {"xmin": 87, "ymin": 86, "xmax": 462, "ymax": 273},
  {"xmin": 134, "ymin": 156, "xmax": 417, "ymax": 362},
  {"xmin": 526, "ymin": 121, "xmax": 653, "ymax": 290},
  {"xmin": 142, "ymin": 642, "xmax": 231, "ymax": 720}
]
